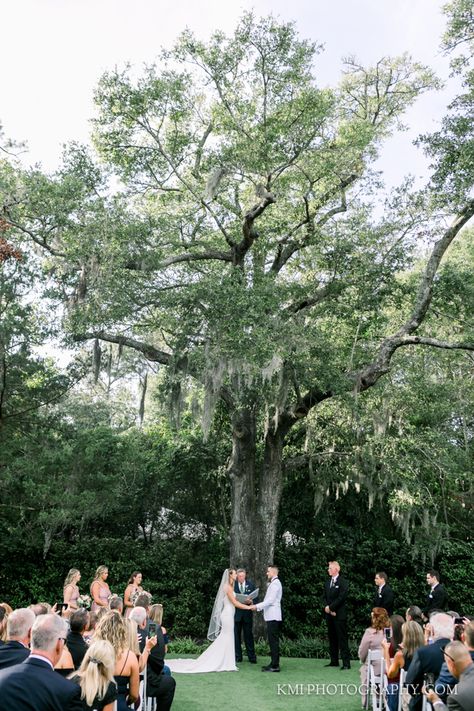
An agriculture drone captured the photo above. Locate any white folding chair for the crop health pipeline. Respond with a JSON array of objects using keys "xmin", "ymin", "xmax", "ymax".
[
  {"xmin": 398, "ymin": 669, "xmax": 407, "ymax": 711},
  {"xmin": 367, "ymin": 649, "xmax": 386, "ymax": 711}
]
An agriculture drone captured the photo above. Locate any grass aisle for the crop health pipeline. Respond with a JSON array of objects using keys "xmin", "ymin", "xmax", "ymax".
[{"xmin": 167, "ymin": 657, "xmax": 362, "ymax": 711}]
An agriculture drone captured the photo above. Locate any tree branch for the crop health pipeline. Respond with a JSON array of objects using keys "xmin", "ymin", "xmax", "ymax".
[{"xmin": 125, "ymin": 249, "xmax": 233, "ymax": 271}]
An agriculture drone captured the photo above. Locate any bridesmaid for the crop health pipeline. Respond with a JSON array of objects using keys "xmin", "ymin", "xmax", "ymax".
[
  {"xmin": 123, "ymin": 571, "xmax": 143, "ymax": 618},
  {"xmin": 63, "ymin": 568, "xmax": 81, "ymax": 616},
  {"xmin": 91, "ymin": 566, "xmax": 111, "ymax": 613}
]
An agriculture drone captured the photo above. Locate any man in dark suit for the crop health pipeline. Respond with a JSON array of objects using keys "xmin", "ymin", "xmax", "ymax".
[
  {"xmin": 423, "ymin": 570, "xmax": 447, "ymax": 619},
  {"xmin": 323, "ymin": 560, "xmax": 350, "ymax": 670},
  {"xmin": 405, "ymin": 612, "xmax": 454, "ymax": 711},
  {"xmin": 66, "ymin": 609, "xmax": 89, "ymax": 669},
  {"xmin": 425, "ymin": 641, "xmax": 474, "ymax": 711},
  {"xmin": 0, "ymin": 613, "xmax": 82, "ymax": 711},
  {"xmin": 373, "ymin": 571, "xmax": 395, "ymax": 615},
  {"xmin": 0, "ymin": 607, "xmax": 35, "ymax": 670},
  {"xmin": 234, "ymin": 568, "xmax": 257, "ymax": 664}
]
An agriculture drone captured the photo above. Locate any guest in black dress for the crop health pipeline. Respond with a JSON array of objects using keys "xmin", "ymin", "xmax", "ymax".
[
  {"xmin": 70, "ymin": 639, "xmax": 118, "ymax": 711},
  {"xmin": 95, "ymin": 611, "xmax": 139, "ymax": 710}
]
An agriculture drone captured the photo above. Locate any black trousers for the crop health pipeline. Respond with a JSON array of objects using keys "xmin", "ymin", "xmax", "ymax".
[
  {"xmin": 234, "ymin": 614, "xmax": 257, "ymax": 661},
  {"xmin": 147, "ymin": 673, "xmax": 176, "ymax": 711},
  {"xmin": 266, "ymin": 619, "xmax": 281, "ymax": 668},
  {"xmin": 326, "ymin": 615, "xmax": 350, "ymax": 666}
]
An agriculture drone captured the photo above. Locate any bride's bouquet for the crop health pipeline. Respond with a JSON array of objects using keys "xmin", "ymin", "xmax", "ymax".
[{"xmin": 77, "ymin": 594, "xmax": 91, "ymax": 609}]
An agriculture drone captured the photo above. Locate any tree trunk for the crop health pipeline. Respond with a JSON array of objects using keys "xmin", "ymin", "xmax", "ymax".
[
  {"xmin": 253, "ymin": 423, "xmax": 290, "ymax": 638},
  {"xmin": 228, "ymin": 407, "xmax": 257, "ymax": 570}
]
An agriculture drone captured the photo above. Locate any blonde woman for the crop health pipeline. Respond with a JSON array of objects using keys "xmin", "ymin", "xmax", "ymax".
[
  {"xmin": 90, "ymin": 566, "xmax": 111, "ymax": 613},
  {"xmin": 63, "ymin": 568, "xmax": 81, "ymax": 616},
  {"xmin": 148, "ymin": 603, "xmax": 171, "ymax": 675},
  {"xmin": 123, "ymin": 572, "xmax": 143, "ymax": 618},
  {"xmin": 95, "ymin": 611, "xmax": 139, "ymax": 710},
  {"xmin": 70, "ymin": 639, "xmax": 118, "ymax": 711},
  {"xmin": 123, "ymin": 615, "xmax": 156, "ymax": 673}
]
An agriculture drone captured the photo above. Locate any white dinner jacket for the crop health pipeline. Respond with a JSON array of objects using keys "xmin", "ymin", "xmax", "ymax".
[{"xmin": 256, "ymin": 576, "xmax": 282, "ymax": 621}]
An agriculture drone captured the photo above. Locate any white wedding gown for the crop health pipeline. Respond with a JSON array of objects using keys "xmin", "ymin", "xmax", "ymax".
[{"xmin": 167, "ymin": 593, "xmax": 238, "ymax": 673}]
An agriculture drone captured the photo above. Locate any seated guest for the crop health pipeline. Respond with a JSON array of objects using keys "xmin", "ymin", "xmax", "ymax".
[
  {"xmin": 406, "ymin": 606, "xmax": 424, "ymax": 628},
  {"xmin": 124, "ymin": 572, "xmax": 143, "ymax": 618},
  {"xmin": 435, "ymin": 620, "xmax": 474, "ymax": 702},
  {"xmin": 95, "ymin": 611, "xmax": 139, "ymax": 711},
  {"xmin": 84, "ymin": 612, "xmax": 98, "ymax": 644},
  {"xmin": 0, "ymin": 607, "xmax": 6, "ymax": 645},
  {"xmin": 55, "ymin": 644, "xmax": 75, "ymax": 677},
  {"xmin": 358, "ymin": 607, "xmax": 390, "ymax": 708},
  {"xmin": 382, "ymin": 621, "xmax": 425, "ymax": 711},
  {"xmin": 67, "ymin": 610, "xmax": 90, "ymax": 670},
  {"xmin": 30, "ymin": 603, "xmax": 51, "ymax": 616},
  {"xmin": 149, "ymin": 604, "xmax": 171, "ymax": 675},
  {"xmin": 0, "ymin": 604, "xmax": 13, "ymax": 644},
  {"xmin": 134, "ymin": 592, "xmax": 152, "ymax": 613},
  {"xmin": 109, "ymin": 596, "xmax": 124, "ymax": 615},
  {"xmin": 130, "ymin": 606, "xmax": 148, "ymax": 653},
  {"xmin": 129, "ymin": 607, "xmax": 158, "ymax": 673},
  {"xmin": 63, "ymin": 569, "xmax": 81, "ymax": 617},
  {"xmin": 90, "ymin": 566, "xmax": 111, "ymax": 613},
  {"xmin": 424, "ymin": 641, "xmax": 474, "ymax": 711},
  {"xmin": 405, "ymin": 612, "xmax": 454, "ymax": 711},
  {"xmin": 383, "ymin": 615, "xmax": 405, "ymax": 711},
  {"xmin": 70, "ymin": 640, "xmax": 118, "ymax": 711},
  {"xmin": 146, "ymin": 633, "xmax": 176, "ymax": 711},
  {"xmin": 0, "ymin": 608, "xmax": 35, "ymax": 669},
  {"xmin": 0, "ymin": 613, "xmax": 82, "ymax": 711}
]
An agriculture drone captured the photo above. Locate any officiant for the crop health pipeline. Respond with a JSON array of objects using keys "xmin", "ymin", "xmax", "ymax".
[{"xmin": 234, "ymin": 568, "xmax": 257, "ymax": 664}]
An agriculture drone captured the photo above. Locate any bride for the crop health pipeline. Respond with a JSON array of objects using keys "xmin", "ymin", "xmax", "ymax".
[{"xmin": 167, "ymin": 568, "xmax": 251, "ymax": 673}]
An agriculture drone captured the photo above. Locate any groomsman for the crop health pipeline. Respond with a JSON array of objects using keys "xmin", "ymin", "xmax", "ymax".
[
  {"xmin": 323, "ymin": 561, "xmax": 351, "ymax": 670},
  {"xmin": 422, "ymin": 570, "xmax": 447, "ymax": 619},
  {"xmin": 373, "ymin": 572, "xmax": 395, "ymax": 615},
  {"xmin": 251, "ymin": 565, "xmax": 282, "ymax": 672},
  {"xmin": 234, "ymin": 568, "xmax": 257, "ymax": 664}
]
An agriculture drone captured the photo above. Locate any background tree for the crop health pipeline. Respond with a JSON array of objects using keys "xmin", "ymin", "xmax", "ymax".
[{"xmin": 1, "ymin": 12, "xmax": 473, "ymax": 600}]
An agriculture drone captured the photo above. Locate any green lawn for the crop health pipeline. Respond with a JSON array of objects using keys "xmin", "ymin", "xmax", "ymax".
[{"xmin": 167, "ymin": 657, "xmax": 363, "ymax": 711}]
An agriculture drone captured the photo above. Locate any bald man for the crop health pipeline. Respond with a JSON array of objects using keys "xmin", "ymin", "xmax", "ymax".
[{"xmin": 424, "ymin": 641, "xmax": 474, "ymax": 711}]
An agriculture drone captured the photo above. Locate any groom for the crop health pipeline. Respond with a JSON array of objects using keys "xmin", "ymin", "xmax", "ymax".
[{"xmin": 250, "ymin": 565, "xmax": 282, "ymax": 672}]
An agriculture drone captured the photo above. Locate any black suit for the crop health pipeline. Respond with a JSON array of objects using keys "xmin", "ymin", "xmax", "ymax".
[
  {"xmin": 66, "ymin": 631, "xmax": 88, "ymax": 670},
  {"xmin": 0, "ymin": 656, "xmax": 83, "ymax": 711},
  {"xmin": 405, "ymin": 637, "xmax": 450, "ymax": 711},
  {"xmin": 0, "ymin": 640, "xmax": 30, "ymax": 670},
  {"xmin": 323, "ymin": 574, "xmax": 350, "ymax": 668},
  {"xmin": 373, "ymin": 583, "xmax": 395, "ymax": 615},
  {"xmin": 234, "ymin": 579, "xmax": 257, "ymax": 663},
  {"xmin": 422, "ymin": 583, "xmax": 447, "ymax": 616}
]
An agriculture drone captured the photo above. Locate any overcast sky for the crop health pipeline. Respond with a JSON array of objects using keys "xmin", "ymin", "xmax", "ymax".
[{"xmin": 1, "ymin": 0, "xmax": 455, "ymax": 188}]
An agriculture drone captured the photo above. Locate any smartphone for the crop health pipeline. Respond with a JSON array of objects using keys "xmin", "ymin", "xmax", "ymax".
[
  {"xmin": 383, "ymin": 627, "xmax": 391, "ymax": 642},
  {"xmin": 454, "ymin": 617, "xmax": 464, "ymax": 625},
  {"xmin": 148, "ymin": 621, "xmax": 157, "ymax": 637},
  {"xmin": 56, "ymin": 603, "xmax": 68, "ymax": 616}
]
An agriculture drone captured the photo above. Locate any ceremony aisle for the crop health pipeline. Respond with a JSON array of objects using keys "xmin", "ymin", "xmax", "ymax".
[{"xmin": 167, "ymin": 657, "xmax": 362, "ymax": 711}]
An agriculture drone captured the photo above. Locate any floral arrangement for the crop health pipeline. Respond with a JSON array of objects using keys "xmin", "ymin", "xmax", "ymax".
[{"xmin": 77, "ymin": 594, "xmax": 91, "ymax": 609}]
